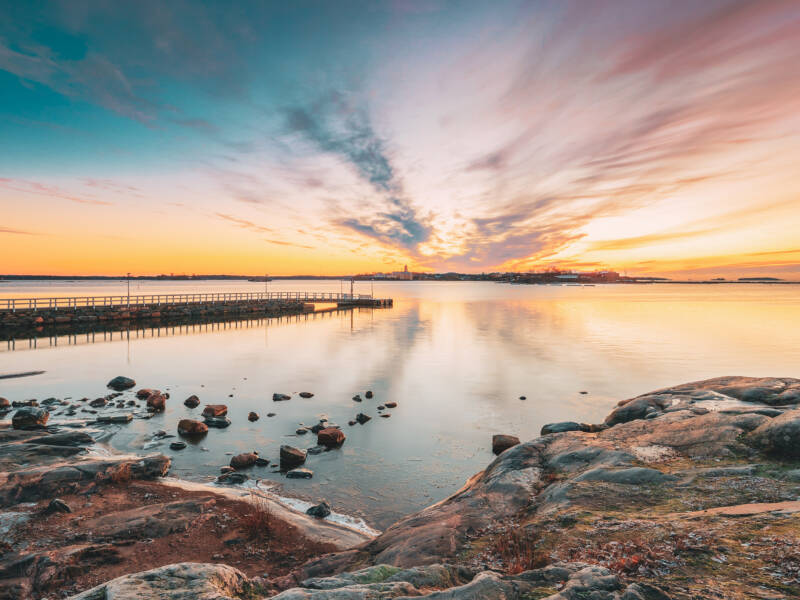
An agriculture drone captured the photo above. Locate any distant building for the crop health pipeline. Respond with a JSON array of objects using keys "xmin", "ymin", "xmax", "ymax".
[{"xmin": 392, "ymin": 265, "xmax": 413, "ymax": 280}]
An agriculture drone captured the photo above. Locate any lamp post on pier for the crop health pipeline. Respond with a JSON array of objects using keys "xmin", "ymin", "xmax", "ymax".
[{"xmin": 126, "ymin": 272, "xmax": 130, "ymax": 308}]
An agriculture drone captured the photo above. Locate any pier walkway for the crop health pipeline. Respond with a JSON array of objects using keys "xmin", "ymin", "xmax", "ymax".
[
  {"xmin": 0, "ymin": 291, "xmax": 392, "ymax": 333},
  {"xmin": 0, "ymin": 291, "xmax": 389, "ymax": 312}
]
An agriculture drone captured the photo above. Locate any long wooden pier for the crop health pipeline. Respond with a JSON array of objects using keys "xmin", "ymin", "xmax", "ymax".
[
  {"xmin": 0, "ymin": 291, "xmax": 388, "ymax": 311},
  {"xmin": 0, "ymin": 291, "xmax": 392, "ymax": 333}
]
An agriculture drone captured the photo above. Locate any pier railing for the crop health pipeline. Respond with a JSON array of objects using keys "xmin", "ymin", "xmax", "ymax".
[{"xmin": 0, "ymin": 291, "xmax": 374, "ymax": 312}]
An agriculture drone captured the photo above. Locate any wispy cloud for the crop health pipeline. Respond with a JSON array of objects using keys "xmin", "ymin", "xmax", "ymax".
[{"xmin": 0, "ymin": 227, "xmax": 37, "ymax": 235}]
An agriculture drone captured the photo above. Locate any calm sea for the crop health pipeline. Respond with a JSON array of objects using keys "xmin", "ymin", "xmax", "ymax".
[{"xmin": 1, "ymin": 279, "xmax": 799, "ymax": 529}]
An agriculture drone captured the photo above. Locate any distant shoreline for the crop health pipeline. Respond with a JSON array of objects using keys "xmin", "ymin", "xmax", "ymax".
[{"xmin": 0, "ymin": 275, "xmax": 798, "ymax": 285}]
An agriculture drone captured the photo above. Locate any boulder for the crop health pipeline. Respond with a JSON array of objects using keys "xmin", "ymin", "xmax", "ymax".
[
  {"xmin": 0, "ymin": 397, "xmax": 10, "ymax": 409},
  {"xmin": 365, "ymin": 390, "xmax": 374, "ymax": 399},
  {"xmin": 352, "ymin": 395, "xmax": 362, "ymax": 402},
  {"xmin": 202, "ymin": 404, "xmax": 228, "ymax": 418},
  {"xmin": 46, "ymin": 498, "xmax": 72, "ymax": 514},
  {"xmin": 217, "ymin": 471, "xmax": 249, "ymax": 485},
  {"xmin": 355, "ymin": 413, "xmax": 371, "ymax": 424},
  {"xmin": 492, "ymin": 434, "xmax": 520, "ymax": 455},
  {"xmin": 299, "ymin": 392, "xmax": 314, "ymax": 398},
  {"xmin": 177, "ymin": 419, "xmax": 208, "ymax": 437},
  {"xmin": 107, "ymin": 376, "xmax": 136, "ymax": 391},
  {"xmin": 97, "ymin": 414, "xmax": 133, "ymax": 423},
  {"xmin": 748, "ymin": 409, "xmax": 800, "ymax": 457},
  {"xmin": 204, "ymin": 416, "xmax": 231, "ymax": 428},
  {"xmin": 541, "ymin": 421, "xmax": 585, "ymax": 435},
  {"xmin": 68, "ymin": 562, "xmax": 250, "ymax": 600},
  {"xmin": 184, "ymin": 395, "xmax": 200, "ymax": 408},
  {"xmin": 286, "ymin": 467, "xmax": 313, "ymax": 479},
  {"xmin": 146, "ymin": 393, "xmax": 166, "ymax": 412},
  {"xmin": 280, "ymin": 445, "xmax": 307, "ymax": 470},
  {"xmin": 273, "ymin": 393, "xmax": 291, "ymax": 402},
  {"xmin": 318, "ymin": 427, "xmax": 346, "ymax": 448},
  {"xmin": 12, "ymin": 407, "xmax": 49, "ymax": 430},
  {"xmin": 384, "ymin": 401, "xmax": 397, "ymax": 408},
  {"xmin": 89, "ymin": 398, "xmax": 107, "ymax": 408},
  {"xmin": 307, "ymin": 501, "xmax": 331, "ymax": 518},
  {"xmin": 170, "ymin": 441, "xmax": 187, "ymax": 451},
  {"xmin": 248, "ymin": 411, "xmax": 259, "ymax": 421},
  {"xmin": 296, "ymin": 428, "xmax": 308, "ymax": 435},
  {"xmin": 230, "ymin": 452, "xmax": 259, "ymax": 469},
  {"xmin": 135, "ymin": 388, "xmax": 158, "ymax": 399}
]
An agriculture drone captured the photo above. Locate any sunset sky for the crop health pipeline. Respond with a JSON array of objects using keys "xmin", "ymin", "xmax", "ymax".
[{"xmin": 1, "ymin": 0, "xmax": 799, "ymax": 277}]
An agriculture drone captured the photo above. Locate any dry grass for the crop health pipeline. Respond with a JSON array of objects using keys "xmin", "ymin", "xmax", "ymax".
[
  {"xmin": 492, "ymin": 526, "xmax": 548, "ymax": 574},
  {"xmin": 240, "ymin": 495, "xmax": 281, "ymax": 539},
  {"xmin": 105, "ymin": 463, "xmax": 132, "ymax": 485}
]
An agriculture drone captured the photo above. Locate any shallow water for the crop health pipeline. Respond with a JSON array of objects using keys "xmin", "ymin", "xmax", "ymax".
[{"xmin": 1, "ymin": 280, "xmax": 799, "ymax": 528}]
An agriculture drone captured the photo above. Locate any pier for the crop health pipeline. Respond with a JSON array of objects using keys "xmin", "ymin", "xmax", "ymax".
[{"xmin": 0, "ymin": 291, "xmax": 392, "ymax": 334}]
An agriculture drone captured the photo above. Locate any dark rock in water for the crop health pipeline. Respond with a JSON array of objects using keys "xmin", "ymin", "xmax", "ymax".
[
  {"xmin": 12, "ymin": 407, "xmax": 49, "ymax": 430},
  {"xmin": 317, "ymin": 427, "xmax": 346, "ymax": 448},
  {"xmin": 306, "ymin": 501, "xmax": 331, "ymax": 518},
  {"xmin": 46, "ymin": 498, "xmax": 72, "ymax": 514},
  {"xmin": 348, "ymin": 420, "xmax": 356, "ymax": 426},
  {"xmin": 355, "ymin": 413, "xmax": 371, "ymax": 424},
  {"xmin": 107, "ymin": 376, "xmax": 136, "ymax": 391},
  {"xmin": 384, "ymin": 401, "xmax": 398, "ymax": 408},
  {"xmin": 202, "ymin": 404, "xmax": 227, "ymax": 418},
  {"xmin": 519, "ymin": 396, "xmax": 526, "ymax": 400},
  {"xmin": 299, "ymin": 392, "xmax": 314, "ymax": 398},
  {"xmin": 352, "ymin": 395, "xmax": 362, "ymax": 402},
  {"xmin": 255, "ymin": 457, "xmax": 270, "ymax": 466},
  {"xmin": 579, "ymin": 391, "xmax": 588, "ymax": 394},
  {"xmin": 220, "ymin": 466, "xmax": 235, "ymax": 474},
  {"xmin": 170, "ymin": 441, "xmax": 187, "ymax": 451},
  {"xmin": 541, "ymin": 421, "xmax": 585, "ymax": 435},
  {"xmin": 748, "ymin": 409, "xmax": 800, "ymax": 457},
  {"xmin": 97, "ymin": 414, "xmax": 133, "ymax": 424},
  {"xmin": 310, "ymin": 422, "xmax": 327, "ymax": 434},
  {"xmin": 184, "ymin": 395, "xmax": 200, "ymax": 408},
  {"xmin": 267, "ymin": 412, "xmax": 276, "ymax": 417},
  {"xmin": 380, "ymin": 414, "xmax": 391, "ymax": 418},
  {"xmin": 286, "ymin": 467, "xmax": 313, "ymax": 479},
  {"xmin": 204, "ymin": 416, "xmax": 232, "ymax": 428},
  {"xmin": 365, "ymin": 391, "xmax": 373, "ymax": 399},
  {"xmin": 231, "ymin": 452, "xmax": 259, "ymax": 469},
  {"xmin": 0, "ymin": 397, "xmax": 9, "ymax": 409},
  {"xmin": 217, "ymin": 471, "xmax": 249, "ymax": 484},
  {"xmin": 89, "ymin": 398, "xmax": 107, "ymax": 408},
  {"xmin": 178, "ymin": 419, "xmax": 208, "ymax": 437},
  {"xmin": 12, "ymin": 399, "xmax": 38, "ymax": 407},
  {"xmin": 25, "ymin": 431, "xmax": 94, "ymax": 447},
  {"xmin": 492, "ymin": 434, "xmax": 520, "ymax": 455},
  {"xmin": 146, "ymin": 393, "xmax": 166, "ymax": 412},
  {"xmin": 280, "ymin": 445, "xmax": 307, "ymax": 470},
  {"xmin": 136, "ymin": 388, "xmax": 159, "ymax": 399},
  {"xmin": 377, "ymin": 405, "xmax": 385, "ymax": 410},
  {"xmin": 248, "ymin": 412, "xmax": 259, "ymax": 422},
  {"xmin": 273, "ymin": 393, "xmax": 291, "ymax": 402},
  {"xmin": 307, "ymin": 446, "xmax": 325, "ymax": 455},
  {"xmin": 296, "ymin": 428, "xmax": 308, "ymax": 435}
]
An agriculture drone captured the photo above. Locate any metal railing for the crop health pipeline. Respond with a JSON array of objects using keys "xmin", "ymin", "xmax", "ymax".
[{"xmin": 0, "ymin": 291, "xmax": 375, "ymax": 312}]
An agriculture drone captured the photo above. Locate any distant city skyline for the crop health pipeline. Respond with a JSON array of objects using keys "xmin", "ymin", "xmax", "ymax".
[{"xmin": 1, "ymin": 1, "xmax": 799, "ymax": 278}]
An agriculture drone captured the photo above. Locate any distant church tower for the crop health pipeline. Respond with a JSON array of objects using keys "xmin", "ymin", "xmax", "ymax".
[{"xmin": 404, "ymin": 264, "xmax": 408, "ymax": 273}]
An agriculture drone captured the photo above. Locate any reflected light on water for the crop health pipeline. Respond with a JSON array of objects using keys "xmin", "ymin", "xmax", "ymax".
[{"xmin": 1, "ymin": 280, "xmax": 799, "ymax": 528}]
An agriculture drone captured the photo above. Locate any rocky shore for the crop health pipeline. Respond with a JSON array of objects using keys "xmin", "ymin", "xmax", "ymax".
[{"xmin": 3, "ymin": 376, "xmax": 800, "ymax": 599}]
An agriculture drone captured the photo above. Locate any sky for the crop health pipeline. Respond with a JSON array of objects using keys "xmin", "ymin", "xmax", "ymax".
[{"xmin": 1, "ymin": 0, "xmax": 799, "ymax": 278}]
